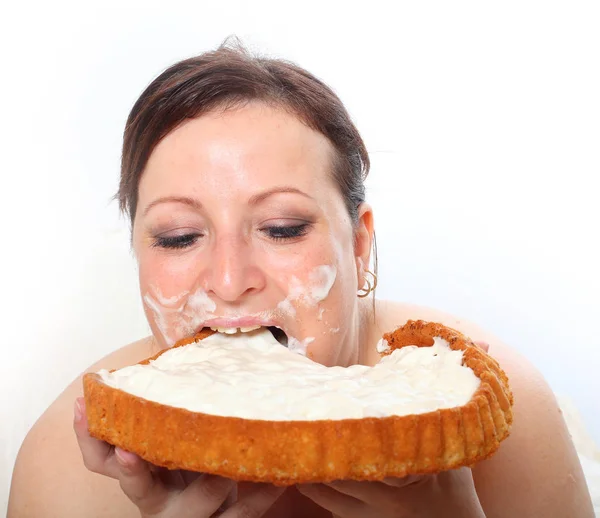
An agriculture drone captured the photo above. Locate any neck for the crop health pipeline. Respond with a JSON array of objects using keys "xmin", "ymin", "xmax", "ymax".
[
  {"xmin": 358, "ymin": 297, "xmax": 380, "ymax": 365},
  {"xmin": 357, "ymin": 296, "xmax": 377, "ymax": 365}
]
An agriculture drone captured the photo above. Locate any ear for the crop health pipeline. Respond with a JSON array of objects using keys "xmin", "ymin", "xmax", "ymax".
[{"xmin": 354, "ymin": 203, "xmax": 375, "ymax": 289}]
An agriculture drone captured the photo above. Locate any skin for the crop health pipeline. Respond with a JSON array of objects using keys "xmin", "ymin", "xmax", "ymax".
[
  {"xmin": 8, "ymin": 102, "xmax": 594, "ymax": 517},
  {"xmin": 134, "ymin": 103, "xmax": 369, "ymax": 368}
]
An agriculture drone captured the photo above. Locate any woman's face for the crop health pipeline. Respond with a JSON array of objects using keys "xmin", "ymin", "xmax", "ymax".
[{"xmin": 132, "ymin": 102, "xmax": 373, "ymax": 366}]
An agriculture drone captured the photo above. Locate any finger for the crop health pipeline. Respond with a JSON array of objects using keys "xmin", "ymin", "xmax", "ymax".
[
  {"xmin": 114, "ymin": 447, "xmax": 172, "ymax": 514},
  {"xmin": 177, "ymin": 474, "xmax": 235, "ymax": 517},
  {"xmin": 325, "ymin": 479, "xmax": 401, "ymax": 505},
  {"xmin": 181, "ymin": 469, "xmax": 203, "ymax": 486},
  {"xmin": 222, "ymin": 483, "xmax": 285, "ymax": 518},
  {"xmin": 210, "ymin": 488, "xmax": 238, "ymax": 516},
  {"xmin": 154, "ymin": 466, "xmax": 186, "ymax": 490},
  {"xmin": 73, "ymin": 398, "xmax": 121, "ymax": 478},
  {"xmin": 381, "ymin": 474, "xmax": 425, "ymax": 487},
  {"xmin": 297, "ymin": 483, "xmax": 366, "ymax": 518}
]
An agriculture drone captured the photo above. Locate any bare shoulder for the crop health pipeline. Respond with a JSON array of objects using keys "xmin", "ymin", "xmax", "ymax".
[
  {"xmin": 7, "ymin": 336, "xmax": 156, "ymax": 518},
  {"xmin": 375, "ymin": 299, "xmax": 594, "ymax": 517}
]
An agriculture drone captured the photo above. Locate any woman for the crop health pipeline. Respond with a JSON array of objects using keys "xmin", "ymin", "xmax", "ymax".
[{"xmin": 8, "ymin": 43, "xmax": 594, "ymax": 517}]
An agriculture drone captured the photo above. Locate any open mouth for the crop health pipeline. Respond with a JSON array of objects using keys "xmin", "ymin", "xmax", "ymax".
[
  {"xmin": 205, "ymin": 325, "xmax": 289, "ymax": 347},
  {"xmin": 267, "ymin": 326, "xmax": 289, "ymax": 347}
]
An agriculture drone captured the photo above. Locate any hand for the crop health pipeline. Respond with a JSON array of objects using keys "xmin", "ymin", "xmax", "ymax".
[
  {"xmin": 297, "ymin": 468, "xmax": 486, "ymax": 518},
  {"xmin": 74, "ymin": 397, "xmax": 284, "ymax": 517}
]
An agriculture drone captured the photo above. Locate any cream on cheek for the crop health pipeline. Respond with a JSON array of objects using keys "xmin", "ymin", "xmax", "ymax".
[
  {"xmin": 276, "ymin": 265, "xmax": 337, "ymax": 317},
  {"xmin": 278, "ymin": 229, "xmax": 357, "ymax": 360},
  {"xmin": 143, "ymin": 285, "xmax": 217, "ymax": 347},
  {"xmin": 276, "ymin": 264, "xmax": 337, "ymax": 355}
]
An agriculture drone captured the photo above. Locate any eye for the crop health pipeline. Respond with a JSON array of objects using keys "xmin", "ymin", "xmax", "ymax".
[
  {"xmin": 262, "ymin": 223, "xmax": 310, "ymax": 241},
  {"xmin": 152, "ymin": 233, "xmax": 202, "ymax": 250}
]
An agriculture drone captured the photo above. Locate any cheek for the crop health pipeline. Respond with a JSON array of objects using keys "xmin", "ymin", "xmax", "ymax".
[
  {"xmin": 294, "ymin": 233, "xmax": 358, "ymax": 362},
  {"xmin": 282, "ymin": 240, "xmax": 357, "ymax": 335},
  {"xmin": 270, "ymin": 234, "xmax": 352, "ymax": 305},
  {"xmin": 318, "ymin": 231, "xmax": 357, "ymax": 303},
  {"xmin": 138, "ymin": 250, "xmax": 200, "ymax": 298},
  {"xmin": 316, "ymin": 270, "xmax": 356, "ymax": 334},
  {"xmin": 137, "ymin": 251, "xmax": 214, "ymax": 347}
]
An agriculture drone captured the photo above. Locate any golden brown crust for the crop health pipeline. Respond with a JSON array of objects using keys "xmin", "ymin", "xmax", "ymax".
[{"xmin": 83, "ymin": 320, "xmax": 513, "ymax": 485}]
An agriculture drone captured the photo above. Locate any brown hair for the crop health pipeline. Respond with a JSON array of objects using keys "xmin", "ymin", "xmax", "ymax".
[{"xmin": 117, "ymin": 40, "xmax": 370, "ymax": 228}]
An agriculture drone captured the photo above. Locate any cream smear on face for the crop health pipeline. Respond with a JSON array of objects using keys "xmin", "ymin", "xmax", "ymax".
[
  {"xmin": 144, "ymin": 264, "xmax": 336, "ymax": 351},
  {"xmin": 98, "ymin": 328, "xmax": 480, "ymax": 421},
  {"xmin": 274, "ymin": 264, "xmax": 337, "ymax": 355},
  {"xmin": 276, "ymin": 265, "xmax": 337, "ymax": 317},
  {"xmin": 144, "ymin": 286, "xmax": 217, "ymax": 346},
  {"xmin": 287, "ymin": 336, "xmax": 315, "ymax": 355}
]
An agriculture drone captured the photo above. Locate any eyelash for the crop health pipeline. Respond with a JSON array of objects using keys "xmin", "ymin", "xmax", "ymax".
[
  {"xmin": 152, "ymin": 233, "xmax": 201, "ymax": 250},
  {"xmin": 152, "ymin": 224, "xmax": 310, "ymax": 250},
  {"xmin": 263, "ymin": 223, "xmax": 310, "ymax": 241}
]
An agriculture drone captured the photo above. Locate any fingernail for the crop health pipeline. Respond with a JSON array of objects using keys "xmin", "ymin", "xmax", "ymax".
[
  {"xmin": 74, "ymin": 399, "xmax": 83, "ymax": 422},
  {"xmin": 115, "ymin": 447, "xmax": 136, "ymax": 466}
]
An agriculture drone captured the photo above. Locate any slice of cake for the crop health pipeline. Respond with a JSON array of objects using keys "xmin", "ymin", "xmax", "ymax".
[{"xmin": 83, "ymin": 320, "xmax": 513, "ymax": 485}]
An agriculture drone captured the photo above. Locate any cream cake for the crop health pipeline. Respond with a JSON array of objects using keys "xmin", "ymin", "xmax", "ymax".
[
  {"xmin": 83, "ymin": 320, "xmax": 514, "ymax": 485},
  {"xmin": 97, "ymin": 329, "xmax": 480, "ymax": 420}
]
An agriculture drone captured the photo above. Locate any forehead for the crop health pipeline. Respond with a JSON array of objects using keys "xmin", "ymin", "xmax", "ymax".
[{"xmin": 140, "ymin": 102, "xmax": 338, "ymax": 196}]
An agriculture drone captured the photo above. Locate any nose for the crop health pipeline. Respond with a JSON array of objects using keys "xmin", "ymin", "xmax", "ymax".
[{"xmin": 203, "ymin": 234, "xmax": 266, "ymax": 302}]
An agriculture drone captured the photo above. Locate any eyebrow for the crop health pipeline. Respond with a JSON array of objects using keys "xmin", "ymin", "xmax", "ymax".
[
  {"xmin": 143, "ymin": 196, "xmax": 203, "ymax": 216},
  {"xmin": 143, "ymin": 187, "xmax": 313, "ymax": 216},
  {"xmin": 248, "ymin": 186, "xmax": 314, "ymax": 205}
]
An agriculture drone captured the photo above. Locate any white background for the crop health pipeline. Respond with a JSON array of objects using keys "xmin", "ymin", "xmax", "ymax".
[{"xmin": 1, "ymin": 0, "xmax": 599, "ymax": 512}]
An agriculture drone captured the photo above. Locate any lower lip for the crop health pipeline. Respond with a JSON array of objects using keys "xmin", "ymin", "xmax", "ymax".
[{"xmin": 201, "ymin": 320, "xmax": 279, "ymax": 330}]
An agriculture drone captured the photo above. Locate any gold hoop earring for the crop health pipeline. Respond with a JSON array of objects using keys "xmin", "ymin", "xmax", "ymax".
[{"xmin": 357, "ymin": 269, "xmax": 377, "ymax": 298}]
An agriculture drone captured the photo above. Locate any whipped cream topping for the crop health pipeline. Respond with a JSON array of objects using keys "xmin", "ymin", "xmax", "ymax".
[{"xmin": 98, "ymin": 328, "xmax": 480, "ymax": 421}]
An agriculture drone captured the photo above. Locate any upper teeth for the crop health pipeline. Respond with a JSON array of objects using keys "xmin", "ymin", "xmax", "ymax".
[{"xmin": 209, "ymin": 325, "xmax": 261, "ymax": 334}]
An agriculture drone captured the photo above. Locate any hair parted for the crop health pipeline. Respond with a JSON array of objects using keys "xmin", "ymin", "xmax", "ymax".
[{"xmin": 117, "ymin": 38, "xmax": 370, "ymax": 227}]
